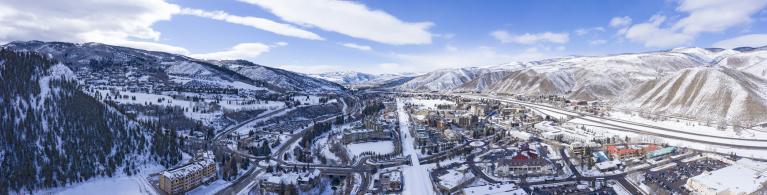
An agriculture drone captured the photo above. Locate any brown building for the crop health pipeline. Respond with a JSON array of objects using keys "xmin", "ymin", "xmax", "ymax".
[
  {"xmin": 159, "ymin": 151, "xmax": 217, "ymax": 194},
  {"xmin": 380, "ymin": 170, "xmax": 403, "ymax": 192},
  {"xmin": 458, "ymin": 114, "xmax": 478, "ymax": 129}
]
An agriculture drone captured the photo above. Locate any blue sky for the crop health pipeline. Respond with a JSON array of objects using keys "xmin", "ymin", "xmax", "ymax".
[{"xmin": 2, "ymin": 0, "xmax": 767, "ymax": 74}]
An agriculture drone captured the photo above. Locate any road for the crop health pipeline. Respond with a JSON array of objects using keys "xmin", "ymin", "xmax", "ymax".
[
  {"xmin": 396, "ymin": 99, "xmax": 437, "ymax": 195},
  {"xmin": 216, "ymin": 94, "xmax": 371, "ymax": 195},
  {"xmin": 461, "ymin": 94, "xmax": 767, "ymax": 151}
]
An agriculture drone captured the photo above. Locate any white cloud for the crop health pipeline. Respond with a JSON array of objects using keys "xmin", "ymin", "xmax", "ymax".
[
  {"xmin": 491, "ymin": 30, "xmax": 569, "ymax": 44},
  {"xmin": 588, "ymin": 39, "xmax": 608, "ymax": 46},
  {"xmin": 239, "ymin": 0, "xmax": 433, "ymax": 45},
  {"xmin": 191, "ymin": 43, "xmax": 270, "ymax": 60},
  {"xmin": 179, "ymin": 8, "xmax": 323, "ymax": 40},
  {"xmin": 609, "ymin": 16, "xmax": 632, "ymax": 27},
  {"xmin": 273, "ymin": 41, "xmax": 288, "ymax": 47},
  {"xmin": 340, "ymin": 42, "xmax": 372, "ymax": 51},
  {"xmin": 575, "ymin": 27, "xmax": 605, "ymax": 36},
  {"xmin": 624, "ymin": 15, "xmax": 694, "ymax": 47},
  {"xmin": 0, "ymin": 0, "xmax": 189, "ymax": 53},
  {"xmin": 713, "ymin": 34, "xmax": 767, "ymax": 48},
  {"xmin": 673, "ymin": 0, "xmax": 767, "ymax": 34},
  {"xmin": 622, "ymin": 0, "xmax": 767, "ymax": 48}
]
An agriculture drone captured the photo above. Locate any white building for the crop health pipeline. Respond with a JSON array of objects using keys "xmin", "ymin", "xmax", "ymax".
[
  {"xmin": 462, "ymin": 183, "xmax": 528, "ymax": 195},
  {"xmin": 685, "ymin": 159, "xmax": 767, "ymax": 195}
]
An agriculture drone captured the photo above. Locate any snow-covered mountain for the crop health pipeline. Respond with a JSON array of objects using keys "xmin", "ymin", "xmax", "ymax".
[
  {"xmin": 398, "ymin": 67, "xmax": 482, "ymax": 91},
  {"xmin": 211, "ymin": 60, "xmax": 345, "ymax": 92},
  {"xmin": 2, "ymin": 41, "xmax": 344, "ymax": 94},
  {"xmin": 309, "ymin": 71, "xmax": 377, "ymax": 85},
  {"xmin": 387, "ymin": 46, "xmax": 767, "ymax": 124},
  {"xmin": 619, "ymin": 67, "xmax": 767, "ymax": 125}
]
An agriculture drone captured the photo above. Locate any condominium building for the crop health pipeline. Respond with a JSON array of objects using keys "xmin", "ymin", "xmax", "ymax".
[{"xmin": 159, "ymin": 151, "xmax": 217, "ymax": 195}]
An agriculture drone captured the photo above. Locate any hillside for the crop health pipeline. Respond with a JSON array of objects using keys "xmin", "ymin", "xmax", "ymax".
[
  {"xmin": 619, "ymin": 67, "xmax": 767, "ymax": 126},
  {"xmin": 213, "ymin": 60, "xmax": 345, "ymax": 93},
  {"xmin": 399, "ymin": 67, "xmax": 481, "ymax": 91},
  {"xmin": 0, "ymin": 50, "xmax": 180, "ymax": 193}
]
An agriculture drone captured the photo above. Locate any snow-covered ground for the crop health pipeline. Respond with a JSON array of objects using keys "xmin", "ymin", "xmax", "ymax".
[
  {"xmin": 397, "ymin": 99, "xmax": 437, "ymax": 195},
  {"xmin": 346, "ymin": 141, "xmax": 395, "ymax": 156},
  {"xmin": 531, "ymin": 107, "xmax": 571, "ymax": 121},
  {"xmin": 608, "ymin": 112, "xmax": 767, "ymax": 139},
  {"xmin": 568, "ymin": 116, "xmax": 767, "ymax": 159},
  {"xmin": 43, "ymin": 164, "xmax": 165, "ymax": 195},
  {"xmin": 188, "ymin": 179, "xmax": 231, "ymax": 195},
  {"xmin": 406, "ymin": 98, "xmax": 455, "ymax": 109}
]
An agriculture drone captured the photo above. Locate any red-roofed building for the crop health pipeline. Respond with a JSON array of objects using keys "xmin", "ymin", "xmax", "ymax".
[{"xmin": 606, "ymin": 144, "xmax": 658, "ymax": 160}]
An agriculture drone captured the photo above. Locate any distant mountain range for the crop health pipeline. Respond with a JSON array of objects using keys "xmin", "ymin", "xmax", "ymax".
[
  {"xmin": 344, "ymin": 47, "xmax": 767, "ymax": 125},
  {"xmin": 2, "ymin": 41, "xmax": 345, "ymax": 94}
]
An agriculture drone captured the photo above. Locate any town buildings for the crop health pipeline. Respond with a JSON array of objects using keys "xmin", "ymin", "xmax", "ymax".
[{"xmin": 258, "ymin": 169, "xmax": 322, "ymax": 193}]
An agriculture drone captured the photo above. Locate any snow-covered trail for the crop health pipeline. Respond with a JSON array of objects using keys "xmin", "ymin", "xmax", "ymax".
[{"xmin": 397, "ymin": 99, "xmax": 436, "ymax": 195}]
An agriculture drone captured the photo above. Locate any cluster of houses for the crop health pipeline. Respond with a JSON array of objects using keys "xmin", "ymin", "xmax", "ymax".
[{"xmin": 256, "ymin": 169, "xmax": 322, "ymax": 193}]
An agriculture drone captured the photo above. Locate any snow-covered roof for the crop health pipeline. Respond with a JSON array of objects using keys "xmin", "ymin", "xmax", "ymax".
[
  {"xmin": 382, "ymin": 170, "xmax": 402, "ymax": 182},
  {"xmin": 688, "ymin": 158, "xmax": 767, "ymax": 194},
  {"xmin": 462, "ymin": 183, "xmax": 528, "ymax": 195},
  {"xmin": 595, "ymin": 160, "xmax": 621, "ymax": 170},
  {"xmin": 161, "ymin": 158, "xmax": 215, "ymax": 180},
  {"xmin": 260, "ymin": 169, "xmax": 321, "ymax": 185}
]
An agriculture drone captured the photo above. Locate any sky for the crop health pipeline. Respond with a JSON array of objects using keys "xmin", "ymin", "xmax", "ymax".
[{"xmin": 1, "ymin": 0, "xmax": 767, "ymax": 74}]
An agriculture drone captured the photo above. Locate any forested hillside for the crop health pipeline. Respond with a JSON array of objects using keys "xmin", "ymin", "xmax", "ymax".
[{"xmin": 0, "ymin": 49, "xmax": 180, "ymax": 193}]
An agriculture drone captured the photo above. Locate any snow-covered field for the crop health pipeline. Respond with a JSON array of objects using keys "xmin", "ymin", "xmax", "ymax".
[
  {"xmin": 346, "ymin": 141, "xmax": 394, "ymax": 156},
  {"xmin": 52, "ymin": 176, "xmax": 157, "ymax": 195},
  {"xmin": 568, "ymin": 118, "xmax": 767, "ymax": 159},
  {"xmin": 406, "ymin": 98, "xmax": 455, "ymax": 109},
  {"xmin": 397, "ymin": 99, "xmax": 437, "ymax": 195},
  {"xmin": 531, "ymin": 107, "xmax": 571, "ymax": 120},
  {"xmin": 188, "ymin": 179, "xmax": 231, "ymax": 195},
  {"xmin": 43, "ymin": 164, "xmax": 165, "ymax": 195},
  {"xmin": 608, "ymin": 112, "xmax": 767, "ymax": 139}
]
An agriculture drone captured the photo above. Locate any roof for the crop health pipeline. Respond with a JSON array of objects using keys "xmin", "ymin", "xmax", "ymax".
[
  {"xmin": 688, "ymin": 159, "xmax": 767, "ymax": 194},
  {"xmin": 498, "ymin": 158, "xmax": 549, "ymax": 167},
  {"xmin": 161, "ymin": 158, "xmax": 215, "ymax": 180},
  {"xmin": 462, "ymin": 183, "xmax": 528, "ymax": 195},
  {"xmin": 260, "ymin": 169, "xmax": 321, "ymax": 185}
]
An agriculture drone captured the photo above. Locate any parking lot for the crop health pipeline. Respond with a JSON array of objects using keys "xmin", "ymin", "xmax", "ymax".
[
  {"xmin": 643, "ymin": 158, "xmax": 729, "ymax": 194},
  {"xmin": 529, "ymin": 183, "xmax": 617, "ymax": 195}
]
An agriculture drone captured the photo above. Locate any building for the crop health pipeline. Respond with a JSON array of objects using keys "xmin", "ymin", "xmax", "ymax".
[
  {"xmin": 159, "ymin": 151, "xmax": 217, "ymax": 195},
  {"xmin": 458, "ymin": 114, "xmax": 479, "ymax": 129},
  {"xmin": 258, "ymin": 169, "xmax": 322, "ymax": 193},
  {"xmin": 495, "ymin": 158, "xmax": 553, "ymax": 176},
  {"xmin": 606, "ymin": 144, "xmax": 657, "ymax": 160},
  {"xmin": 380, "ymin": 170, "xmax": 403, "ymax": 192},
  {"xmin": 495, "ymin": 145, "xmax": 552, "ymax": 176},
  {"xmin": 341, "ymin": 128, "xmax": 394, "ymax": 144},
  {"xmin": 462, "ymin": 183, "xmax": 528, "ymax": 195},
  {"xmin": 595, "ymin": 160, "xmax": 622, "ymax": 172},
  {"xmin": 645, "ymin": 147, "xmax": 675, "ymax": 159},
  {"xmin": 686, "ymin": 159, "xmax": 767, "ymax": 195}
]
